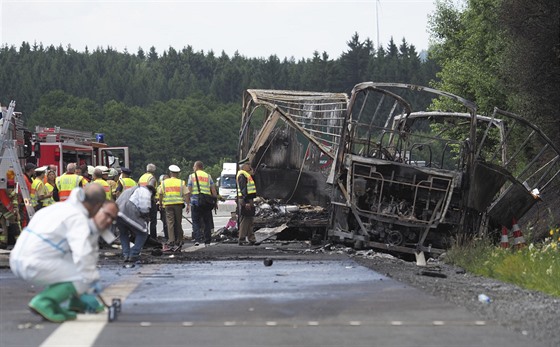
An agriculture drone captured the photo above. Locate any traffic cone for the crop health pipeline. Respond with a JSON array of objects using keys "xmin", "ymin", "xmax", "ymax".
[
  {"xmin": 512, "ymin": 217, "xmax": 526, "ymax": 249},
  {"xmin": 500, "ymin": 226, "xmax": 509, "ymax": 249}
]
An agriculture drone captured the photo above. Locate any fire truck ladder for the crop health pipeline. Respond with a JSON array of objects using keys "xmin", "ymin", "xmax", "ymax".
[
  {"xmin": 35, "ymin": 126, "xmax": 94, "ymax": 143},
  {"xmin": 1, "ymin": 101, "xmax": 35, "ymax": 219}
]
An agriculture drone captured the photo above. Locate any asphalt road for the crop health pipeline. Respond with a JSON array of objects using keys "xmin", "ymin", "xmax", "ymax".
[{"xmin": 0, "ymin": 205, "xmax": 539, "ymax": 347}]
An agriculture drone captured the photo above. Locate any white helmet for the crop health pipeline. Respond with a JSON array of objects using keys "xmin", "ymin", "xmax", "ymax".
[
  {"xmin": 168, "ymin": 165, "xmax": 180, "ymax": 173},
  {"xmin": 95, "ymin": 165, "xmax": 109, "ymax": 174}
]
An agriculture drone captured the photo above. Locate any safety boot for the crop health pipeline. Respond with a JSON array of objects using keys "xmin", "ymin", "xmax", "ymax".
[{"xmin": 28, "ymin": 282, "xmax": 78, "ymax": 323}]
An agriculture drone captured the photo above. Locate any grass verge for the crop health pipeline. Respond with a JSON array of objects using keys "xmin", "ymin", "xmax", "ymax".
[{"xmin": 445, "ymin": 233, "xmax": 560, "ymax": 297}]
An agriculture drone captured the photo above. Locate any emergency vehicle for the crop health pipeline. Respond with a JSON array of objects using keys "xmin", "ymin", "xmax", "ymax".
[
  {"xmin": 218, "ymin": 162, "xmax": 237, "ymax": 201},
  {"xmin": 0, "ymin": 101, "xmax": 35, "ymax": 247},
  {"xmin": 33, "ymin": 126, "xmax": 129, "ymax": 174}
]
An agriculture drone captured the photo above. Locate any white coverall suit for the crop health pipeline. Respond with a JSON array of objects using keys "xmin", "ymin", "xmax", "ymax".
[{"xmin": 9, "ymin": 189, "xmax": 100, "ymax": 294}]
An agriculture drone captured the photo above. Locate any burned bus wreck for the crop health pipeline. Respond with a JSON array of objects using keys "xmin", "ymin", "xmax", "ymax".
[
  {"xmin": 239, "ymin": 83, "xmax": 560, "ymax": 255},
  {"xmin": 238, "ymin": 89, "xmax": 347, "ymax": 239}
]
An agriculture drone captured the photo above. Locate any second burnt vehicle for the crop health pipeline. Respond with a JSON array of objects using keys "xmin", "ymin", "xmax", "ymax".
[{"xmin": 238, "ymin": 83, "xmax": 560, "ymax": 256}]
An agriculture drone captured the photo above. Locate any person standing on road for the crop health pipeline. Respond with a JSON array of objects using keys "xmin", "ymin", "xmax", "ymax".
[
  {"xmin": 138, "ymin": 163, "xmax": 158, "ymax": 241},
  {"xmin": 159, "ymin": 165, "xmax": 187, "ymax": 252},
  {"xmin": 92, "ymin": 168, "xmax": 112, "ymax": 200},
  {"xmin": 21, "ymin": 162, "xmax": 36, "ymax": 227},
  {"xmin": 56, "ymin": 163, "xmax": 84, "ymax": 202},
  {"xmin": 116, "ymin": 185, "xmax": 155, "ymax": 262},
  {"xmin": 79, "ymin": 164, "xmax": 92, "ymax": 183},
  {"xmin": 9, "ymin": 184, "xmax": 113, "ymax": 323},
  {"xmin": 44, "ymin": 169, "xmax": 58, "ymax": 204},
  {"xmin": 236, "ymin": 163, "xmax": 257, "ymax": 245},
  {"xmin": 31, "ymin": 166, "xmax": 50, "ymax": 212},
  {"xmin": 106, "ymin": 168, "xmax": 119, "ymax": 200},
  {"xmin": 186, "ymin": 161, "xmax": 218, "ymax": 246},
  {"xmin": 157, "ymin": 174, "xmax": 169, "ymax": 241},
  {"xmin": 115, "ymin": 167, "xmax": 137, "ymax": 199}
]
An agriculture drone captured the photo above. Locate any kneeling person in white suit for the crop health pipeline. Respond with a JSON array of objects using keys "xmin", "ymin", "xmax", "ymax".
[{"xmin": 9, "ymin": 184, "xmax": 118, "ymax": 322}]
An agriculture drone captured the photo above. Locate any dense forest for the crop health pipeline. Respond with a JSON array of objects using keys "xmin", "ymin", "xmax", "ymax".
[
  {"xmin": 0, "ymin": 33, "xmax": 437, "ymax": 178},
  {"xmin": 1, "ymin": 0, "xmax": 558, "ymax": 180},
  {"xmin": 429, "ymin": 0, "xmax": 559, "ymax": 142}
]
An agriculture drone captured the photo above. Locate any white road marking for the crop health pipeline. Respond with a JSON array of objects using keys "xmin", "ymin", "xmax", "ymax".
[{"xmin": 40, "ymin": 265, "xmax": 161, "ymax": 347}]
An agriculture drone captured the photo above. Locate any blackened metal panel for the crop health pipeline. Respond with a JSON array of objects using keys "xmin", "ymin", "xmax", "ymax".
[{"xmin": 487, "ymin": 182, "xmax": 538, "ymax": 228}]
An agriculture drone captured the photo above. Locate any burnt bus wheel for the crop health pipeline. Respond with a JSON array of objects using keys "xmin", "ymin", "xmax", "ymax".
[
  {"xmin": 386, "ymin": 230, "xmax": 404, "ymax": 246},
  {"xmin": 311, "ymin": 233, "xmax": 323, "ymax": 246},
  {"xmin": 354, "ymin": 240, "xmax": 364, "ymax": 250}
]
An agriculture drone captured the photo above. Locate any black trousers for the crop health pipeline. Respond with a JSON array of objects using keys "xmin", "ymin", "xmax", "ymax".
[{"xmin": 149, "ymin": 199, "xmax": 158, "ymax": 239}]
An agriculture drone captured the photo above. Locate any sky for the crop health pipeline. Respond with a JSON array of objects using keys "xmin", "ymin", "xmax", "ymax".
[{"xmin": 0, "ymin": 0, "xmax": 437, "ymax": 60}]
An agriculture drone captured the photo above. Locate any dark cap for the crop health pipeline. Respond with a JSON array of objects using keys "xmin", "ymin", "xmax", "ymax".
[{"xmin": 121, "ymin": 167, "xmax": 132, "ymax": 174}]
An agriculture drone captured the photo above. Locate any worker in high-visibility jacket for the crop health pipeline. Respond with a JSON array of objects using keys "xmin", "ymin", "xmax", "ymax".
[
  {"xmin": 56, "ymin": 163, "xmax": 84, "ymax": 202},
  {"xmin": 20, "ymin": 163, "xmax": 36, "ymax": 228},
  {"xmin": 44, "ymin": 169, "xmax": 58, "ymax": 205},
  {"xmin": 158, "ymin": 165, "xmax": 187, "ymax": 252},
  {"xmin": 236, "ymin": 162, "xmax": 257, "ymax": 245},
  {"xmin": 106, "ymin": 168, "xmax": 119, "ymax": 200},
  {"xmin": 31, "ymin": 166, "xmax": 52, "ymax": 211},
  {"xmin": 138, "ymin": 163, "xmax": 158, "ymax": 240},
  {"xmin": 186, "ymin": 161, "xmax": 218, "ymax": 246},
  {"xmin": 157, "ymin": 174, "xmax": 169, "ymax": 241},
  {"xmin": 115, "ymin": 167, "xmax": 137, "ymax": 199},
  {"xmin": 92, "ymin": 168, "xmax": 112, "ymax": 200}
]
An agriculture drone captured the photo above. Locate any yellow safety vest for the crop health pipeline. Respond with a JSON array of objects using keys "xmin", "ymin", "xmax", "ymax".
[
  {"xmin": 191, "ymin": 170, "xmax": 211, "ymax": 195},
  {"xmin": 138, "ymin": 173, "xmax": 156, "ymax": 187},
  {"xmin": 56, "ymin": 174, "xmax": 83, "ymax": 201},
  {"xmin": 31, "ymin": 178, "xmax": 44, "ymax": 207},
  {"xmin": 43, "ymin": 182, "xmax": 55, "ymax": 207},
  {"xmin": 236, "ymin": 170, "xmax": 256, "ymax": 196},
  {"xmin": 94, "ymin": 179, "xmax": 112, "ymax": 200},
  {"xmin": 107, "ymin": 179, "xmax": 118, "ymax": 199},
  {"xmin": 161, "ymin": 177, "xmax": 185, "ymax": 206},
  {"xmin": 119, "ymin": 177, "xmax": 137, "ymax": 190}
]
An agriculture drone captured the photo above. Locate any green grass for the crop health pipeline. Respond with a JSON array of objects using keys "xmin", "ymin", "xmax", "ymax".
[{"xmin": 445, "ymin": 237, "xmax": 560, "ymax": 297}]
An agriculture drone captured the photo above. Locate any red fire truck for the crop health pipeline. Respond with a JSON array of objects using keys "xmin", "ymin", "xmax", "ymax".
[
  {"xmin": 1, "ymin": 101, "xmax": 35, "ymax": 246},
  {"xmin": 33, "ymin": 126, "xmax": 129, "ymax": 174}
]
